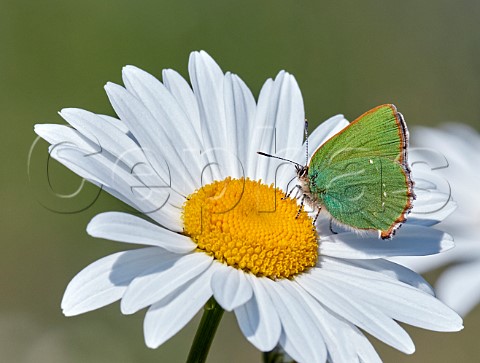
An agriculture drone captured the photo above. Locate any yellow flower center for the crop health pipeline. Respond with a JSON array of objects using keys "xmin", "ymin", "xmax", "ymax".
[{"xmin": 182, "ymin": 178, "xmax": 318, "ymax": 279}]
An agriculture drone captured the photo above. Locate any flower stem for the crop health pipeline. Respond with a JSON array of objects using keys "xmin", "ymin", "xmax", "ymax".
[
  {"xmin": 263, "ymin": 348, "xmax": 297, "ymax": 363},
  {"xmin": 186, "ymin": 298, "xmax": 224, "ymax": 363}
]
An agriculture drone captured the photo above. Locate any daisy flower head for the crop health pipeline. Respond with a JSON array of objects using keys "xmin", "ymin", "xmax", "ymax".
[
  {"xmin": 395, "ymin": 124, "xmax": 480, "ymax": 317},
  {"xmin": 36, "ymin": 51, "xmax": 463, "ymax": 362}
]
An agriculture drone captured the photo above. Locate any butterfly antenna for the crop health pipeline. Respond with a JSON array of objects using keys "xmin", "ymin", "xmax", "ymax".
[
  {"xmin": 257, "ymin": 152, "xmax": 303, "ymax": 168},
  {"xmin": 304, "ymin": 119, "xmax": 309, "ymax": 165}
]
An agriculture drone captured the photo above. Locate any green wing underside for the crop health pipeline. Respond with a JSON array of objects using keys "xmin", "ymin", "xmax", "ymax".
[
  {"xmin": 311, "ymin": 105, "xmax": 404, "ymax": 163},
  {"xmin": 309, "ymin": 156, "xmax": 409, "ymax": 231},
  {"xmin": 308, "ymin": 105, "xmax": 409, "ymax": 232}
]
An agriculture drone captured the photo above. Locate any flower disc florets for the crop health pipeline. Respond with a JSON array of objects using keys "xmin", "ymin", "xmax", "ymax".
[{"xmin": 182, "ymin": 178, "xmax": 318, "ymax": 279}]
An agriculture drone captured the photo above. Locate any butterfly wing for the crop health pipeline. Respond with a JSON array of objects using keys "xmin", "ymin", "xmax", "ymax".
[{"xmin": 308, "ymin": 104, "xmax": 414, "ymax": 238}]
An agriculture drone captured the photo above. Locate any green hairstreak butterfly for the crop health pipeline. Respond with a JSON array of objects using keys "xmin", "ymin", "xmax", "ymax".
[{"xmin": 259, "ymin": 104, "xmax": 415, "ymax": 239}]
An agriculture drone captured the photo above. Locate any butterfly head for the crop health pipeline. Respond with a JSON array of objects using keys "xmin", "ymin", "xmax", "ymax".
[{"xmin": 295, "ymin": 164, "xmax": 309, "ymax": 179}]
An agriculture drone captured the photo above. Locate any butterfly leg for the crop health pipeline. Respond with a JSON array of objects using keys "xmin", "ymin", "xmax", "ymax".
[
  {"xmin": 329, "ymin": 218, "xmax": 338, "ymax": 235},
  {"xmin": 295, "ymin": 186, "xmax": 304, "ymax": 199},
  {"xmin": 283, "ymin": 175, "xmax": 298, "ymax": 199},
  {"xmin": 313, "ymin": 206, "xmax": 322, "ymax": 226},
  {"xmin": 295, "ymin": 194, "xmax": 306, "ymax": 219},
  {"xmin": 284, "ymin": 184, "xmax": 301, "ymax": 200}
]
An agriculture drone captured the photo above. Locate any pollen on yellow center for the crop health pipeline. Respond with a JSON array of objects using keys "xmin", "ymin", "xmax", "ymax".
[{"xmin": 182, "ymin": 178, "xmax": 318, "ymax": 279}]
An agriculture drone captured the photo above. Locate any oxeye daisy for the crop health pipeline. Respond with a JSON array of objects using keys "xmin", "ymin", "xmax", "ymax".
[
  {"xmin": 36, "ymin": 51, "xmax": 462, "ymax": 363},
  {"xmin": 395, "ymin": 124, "xmax": 480, "ymax": 317}
]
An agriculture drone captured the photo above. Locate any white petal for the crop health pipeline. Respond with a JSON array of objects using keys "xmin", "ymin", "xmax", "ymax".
[
  {"xmin": 271, "ymin": 74, "xmax": 304, "ymax": 158},
  {"xmin": 87, "ymin": 212, "xmax": 196, "ymax": 253},
  {"xmin": 246, "ymin": 78, "xmax": 273, "ymax": 179},
  {"xmin": 98, "ymin": 114, "xmax": 130, "ymax": 134},
  {"xmin": 349, "ymin": 258, "xmax": 434, "ymax": 295},
  {"xmin": 144, "ymin": 267, "xmax": 214, "ymax": 348},
  {"xmin": 122, "ymin": 66, "xmax": 207, "ymax": 189},
  {"xmin": 289, "ymin": 282, "xmax": 367, "ymax": 363},
  {"xmin": 234, "ymin": 274, "xmax": 281, "ymax": 351},
  {"xmin": 391, "ymin": 250, "xmax": 458, "ymax": 275},
  {"xmin": 188, "ymin": 50, "xmax": 227, "ymax": 181},
  {"xmin": 298, "ymin": 269, "xmax": 415, "ymax": 354},
  {"xmin": 40, "ymin": 120, "xmax": 184, "ymax": 228},
  {"xmin": 35, "ymin": 124, "xmax": 96, "ymax": 152},
  {"xmin": 162, "ymin": 68, "xmax": 202, "ymax": 137},
  {"xmin": 211, "ymin": 263, "xmax": 253, "ymax": 311},
  {"xmin": 436, "ymin": 262, "xmax": 480, "ymax": 317},
  {"xmin": 252, "ymin": 72, "xmax": 285, "ymax": 184},
  {"xmin": 348, "ymin": 325, "xmax": 383, "ymax": 363},
  {"xmin": 122, "ymin": 66, "xmax": 193, "ymax": 135},
  {"xmin": 265, "ymin": 279, "xmax": 327, "ymax": 363},
  {"xmin": 51, "ymin": 145, "xmax": 182, "ymax": 231},
  {"xmin": 223, "ymin": 73, "xmax": 256, "ymax": 178},
  {"xmin": 411, "ymin": 189, "xmax": 456, "ymax": 221},
  {"xmin": 59, "ymin": 108, "xmax": 149, "ymax": 171},
  {"xmin": 412, "ymin": 177, "xmax": 436, "ymax": 190},
  {"xmin": 298, "ymin": 114, "xmax": 350, "ymax": 169},
  {"xmin": 253, "ymin": 72, "xmax": 304, "ymax": 185},
  {"xmin": 121, "ymin": 252, "xmax": 212, "ymax": 314},
  {"xmin": 62, "ymin": 248, "xmax": 170, "ymax": 316},
  {"xmin": 407, "ymin": 204, "xmax": 457, "ymax": 227},
  {"xmin": 409, "ymin": 147, "xmax": 450, "ymax": 172},
  {"xmin": 50, "ymin": 143, "xmax": 121, "ymax": 186},
  {"xmin": 104, "ymin": 82, "xmax": 199, "ymax": 195},
  {"xmin": 35, "ymin": 120, "xmax": 184, "ymax": 226},
  {"xmin": 316, "ymin": 258, "xmax": 463, "ymax": 332},
  {"xmin": 57, "ymin": 110, "xmax": 183, "ymax": 219},
  {"xmin": 320, "ymin": 225, "xmax": 454, "ymax": 259},
  {"xmin": 307, "ymin": 114, "xmax": 350, "ymax": 157}
]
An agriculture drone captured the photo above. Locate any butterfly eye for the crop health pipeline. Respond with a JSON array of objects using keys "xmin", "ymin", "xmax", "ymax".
[{"xmin": 297, "ymin": 166, "xmax": 308, "ymax": 178}]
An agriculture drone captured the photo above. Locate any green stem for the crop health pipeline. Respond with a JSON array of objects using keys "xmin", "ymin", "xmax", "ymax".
[
  {"xmin": 186, "ymin": 298, "xmax": 224, "ymax": 363},
  {"xmin": 263, "ymin": 349, "xmax": 297, "ymax": 363}
]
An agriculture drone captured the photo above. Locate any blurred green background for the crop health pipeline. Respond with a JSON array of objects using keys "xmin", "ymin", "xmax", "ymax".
[{"xmin": 1, "ymin": 0, "xmax": 479, "ymax": 362}]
